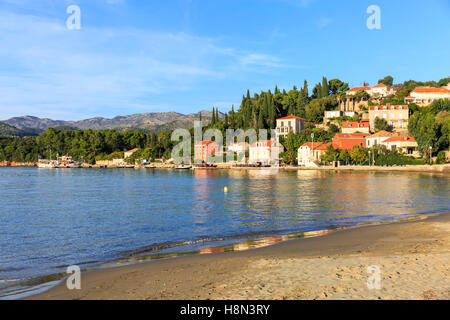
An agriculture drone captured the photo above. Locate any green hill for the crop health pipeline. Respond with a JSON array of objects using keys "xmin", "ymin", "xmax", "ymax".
[{"xmin": 0, "ymin": 122, "xmax": 41, "ymax": 137}]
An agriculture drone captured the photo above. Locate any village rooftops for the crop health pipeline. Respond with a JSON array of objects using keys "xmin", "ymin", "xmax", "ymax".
[
  {"xmin": 277, "ymin": 115, "xmax": 307, "ymax": 120},
  {"xmin": 382, "ymin": 136, "xmax": 416, "ymax": 143},
  {"xmin": 347, "ymin": 86, "xmax": 371, "ymax": 92},
  {"xmin": 369, "ymin": 130, "xmax": 396, "ymax": 138},
  {"xmin": 369, "ymin": 105, "xmax": 408, "ymax": 111},
  {"xmin": 250, "ymin": 140, "xmax": 278, "ymax": 148},
  {"xmin": 301, "ymin": 142, "xmax": 332, "ymax": 150},
  {"xmin": 372, "ymin": 83, "xmax": 388, "ymax": 88},
  {"xmin": 195, "ymin": 140, "xmax": 217, "ymax": 146},
  {"xmin": 410, "ymin": 87, "xmax": 449, "ymax": 93},
  {"xmin": 125, "ymin": 148, "xmax": 139, "ymax": 153}
]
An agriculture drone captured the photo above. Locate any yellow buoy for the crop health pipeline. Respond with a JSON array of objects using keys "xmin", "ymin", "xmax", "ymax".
[{"xmin": 224, "ymin": 186, "xmax": 229, "ymax": 193}]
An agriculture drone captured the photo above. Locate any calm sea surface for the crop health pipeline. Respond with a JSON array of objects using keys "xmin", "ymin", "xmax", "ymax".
[{"xmin": 0, "ymin": 167, "xmax": 449, "ymax": 297}]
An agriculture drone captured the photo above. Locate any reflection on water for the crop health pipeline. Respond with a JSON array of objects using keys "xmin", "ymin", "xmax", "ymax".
[{"xmin": 0, "ymin": 167, "xmax": 449, "ymax": 297}]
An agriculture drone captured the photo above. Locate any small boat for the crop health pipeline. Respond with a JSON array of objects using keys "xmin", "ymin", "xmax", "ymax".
[
  {"xmin": 38, "ymin": 159, "xmax": 58, "ymax": 169},
  {"xmin": 175, "ymin": 165, "xmax": 192, "ymax": 170},
  {"xmin": 144, "ymin": 165, "xmax": 156, "ymax": 169}
]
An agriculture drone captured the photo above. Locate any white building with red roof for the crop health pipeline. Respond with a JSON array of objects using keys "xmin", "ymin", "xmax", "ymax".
[
  {"xmin": 368, "ymin": 104, "xmax": 409, "ymax": 131},
  {"xmin": 346, "ymin": 84, "xmax": 395, "ymax": 98},
  {"xmin": 346, "ymin": 86, "xmax": 372, "ymax": 96},
  {"xmin": 276, "ymin": 115, "xmax": 306, "ymax": 138},
  {"xmin": 298, "ymin": 142, "xmax": 332, "ymax": 167},
  {"xmin": 405, "ymin": 86, "xmax": 450, "ymax": 105},
  {"xmin": 341, "ymin": 121, "xmax": 370, "ymax": 134},
  {"xmin": 366, "ymin": 130, "xmax": 396, "ymax": 148},
  {"xmin": 249, "ymin": 140, "xmax": 284, "ymax": 166},
  {"xmin": 380, "ymin": 136, "xmax": 419, "ymax": 157},
  {"xmin": 371, "ymin": 83, "xmax": 395, "ymax": 97},
  {"xmin": 124, "ymin": 148, "xmax": 139, "ymax": 158}
]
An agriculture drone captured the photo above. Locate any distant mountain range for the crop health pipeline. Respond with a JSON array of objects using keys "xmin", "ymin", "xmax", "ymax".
[{"xmin": 0, "ymin": 110, "xmax": 223, "ymax": 137}]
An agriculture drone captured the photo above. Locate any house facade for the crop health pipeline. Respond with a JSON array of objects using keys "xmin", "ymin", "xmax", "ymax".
[
  {"xmin": 380, "ymin": 136, "xmax": 419, "ymax": 157},
  {"xmin": 369, "ymin": 105, "xmax": 409, "ymax": 131},
  {"xmin": 194, "ymin": 141, "xmax": 219, "ymax": 163},
  {"xmin": 366, "ymin": 130, "xmax": 396, "ymax": 148},
  {"xmin": 370, "ymin": 83, "xmax": 395, "ymax": 97},
  {"xmin": 124, "ymin": 148, "xmax": 139, "ymax": 158},
  {"xmin": 298, "ymin": 142, "xmax": 332, "ymax": 167},
  {"xmin": 341, "ymin": 121, "xmax": 370, "ymax": 134},
  {"xmin": 405, "ymin": 86, "xmax": 450, "ymax": 105},
  {"xmin": 249, "ymin": 140, "xmax": 284, "ymax": 165},
  {"xmin": 276, "ymin": 116, "xmax": 306, "ymax": 138},
  {"xmin": 346, "ymin": 84, "xmax": 395, "ymax": 97},
  {"xmin": 226, "ymin": 142, "xmax": 249, "ymax": 163}
]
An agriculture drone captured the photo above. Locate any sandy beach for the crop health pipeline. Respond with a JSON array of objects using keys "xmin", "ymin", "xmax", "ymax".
[{"xmin": 28, "ymin": 212, "xmax": 450, "ymax": 300}]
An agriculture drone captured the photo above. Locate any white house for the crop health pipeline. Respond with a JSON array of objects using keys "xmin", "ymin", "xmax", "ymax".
[
  {"xmin": 371, "ymin": 83, "xmax": 395, "ymax": 97},
  {"xmin": 249, "ymin": 140, "xmax": 284, "ymax": 166},
  {"xmin": 276, "ymin": 115, "xmax": 306, "ymax": 138},
  {"xmin": 405, "ymin": 85, "xmax": 450, "ymax": 105},
  {"xmin": 298, "ymin": 142, "xmax": 332, "ymax": 167},
  {"xmin": 124, "ymin": 148, "xmax": 139, "ymax": 158},
  {"xmin": 366, "ymin": 130, "xmax": 396, "ymax": 148},
  {"xmin": 380, "ymin": 136, "xmax": 420, "ymax": 157}
]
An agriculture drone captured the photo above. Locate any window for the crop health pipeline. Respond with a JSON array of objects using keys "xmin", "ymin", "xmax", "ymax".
[
  {"xmin": 399, "ymin": 106, "xmax": 403, "ymax": 110},
  {"xmin": 281, "ymin": 121, "xmax": 284, "ymax": 127},
  {"xmin": 383, "ymin": 106, "xmax": 387, "ymax": 110},
  {"xmin": 391, "ymin": 106, "xmax": 395, "ymax": 110}
]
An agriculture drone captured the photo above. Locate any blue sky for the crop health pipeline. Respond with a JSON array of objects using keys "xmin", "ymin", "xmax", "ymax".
[{"xmin": 0, "ymin": 0, "xmax": 449, "ymax": 120}]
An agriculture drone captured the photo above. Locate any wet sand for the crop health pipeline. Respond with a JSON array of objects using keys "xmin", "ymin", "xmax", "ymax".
[{"xmin": 29, "ymin": 212, "xmax": 450, "ymax": 300}]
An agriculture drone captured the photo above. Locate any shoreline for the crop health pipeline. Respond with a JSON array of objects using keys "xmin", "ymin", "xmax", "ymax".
[
  {"xmin": 2, "ymin": 163, "xmax": 449, "ymax": 173},
  {"xmin": 28, "ymin": 211, "xmax": 450, "ymax": 300}
]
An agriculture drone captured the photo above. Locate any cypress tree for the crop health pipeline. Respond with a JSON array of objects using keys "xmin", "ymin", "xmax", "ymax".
[
  {"xmin": 257, "ymin": 109, "xmax": 264, "ymax": 129},
  {"xmin": 322, "ymin": 76, "xmax": 329, "ymax": 97},
  {"xmin": 303, "ymin": 80, "xmax": 309, "ymax": 98},
  {"xmin": 211, "ymin": 107, "xmax": 216, "ymax": 124},
  {"xmin": 230, "ymin": 105, "xmax": 235, "ymax": 128}
]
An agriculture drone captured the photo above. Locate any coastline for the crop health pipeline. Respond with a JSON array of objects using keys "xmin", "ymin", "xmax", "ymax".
[
  {"xmin": 28, "ymin": 211, "xmax": 450, "ymax": 300},
  {"xmin": 2, "ymin": 163, "xmax": 449, "ymax": 173}
]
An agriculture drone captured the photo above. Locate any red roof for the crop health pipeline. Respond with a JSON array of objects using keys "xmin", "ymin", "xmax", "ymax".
[
  {"xmin": 277, "ymin": 115, "xmax": 306, "ymax": 120},
  {"xmin": 332, "ymin": 133, "xmax": 369, "ymax": 150},
  {"xmin": 347, "ymin": 86, "xmax": 371, "ymax": 92},
  {"xmin": 195, "ymin": 140, "xmax": 217, "ymax": 146},
  {"xmin": 369, "ymin": 130, "xmax": 395, "ymax": 138},
  {"xmin": 301, "ymin": 142, "xmax": 332, "ymax": 150},
  {"xmin": 342, "ymin": 121, "xmax": 369, "ymax": 128},
  {"xmin": 372, "ymin": 83, "xmax": 387, "ymax": 88},
  {"xmin": 383, "ymin": 136, "xmax": 416, "ymax": 143},
  {"xmin": 411, "ymin": 87, "xmax": 449, "ymax": 93},
  {"xmin": 369, "ymin": 105, "xmax": 408, "ymax": 111},
  {"xmin": 250, "ymin": 140, "xmax": 277, "ymax": 148},
  {"xmin": 125, "ymin": 148, "xmax": 139, "ymax": 153}
]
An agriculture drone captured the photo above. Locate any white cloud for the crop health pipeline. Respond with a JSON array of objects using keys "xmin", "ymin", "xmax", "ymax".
[{"xmin": 0, "ymin": 10, "xmax": 284, "ymax": 120}]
